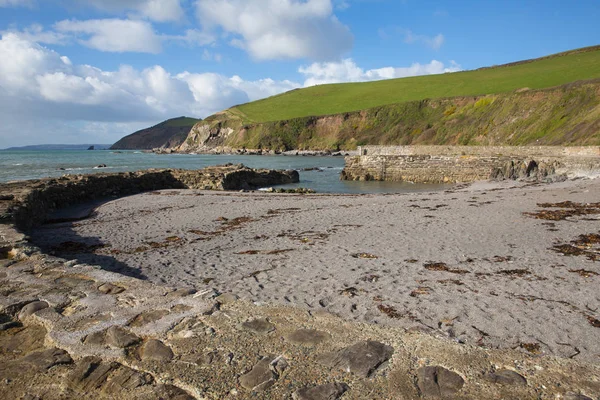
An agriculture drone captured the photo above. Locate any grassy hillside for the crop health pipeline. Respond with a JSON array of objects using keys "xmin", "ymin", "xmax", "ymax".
[
  {"xmin": 234, "ymin": 46, "xmax": 600, "ymax": 123},
  {"xmin": 112, "ymin": 116, "xmax": 201, "ymax": 150},
  {"xmin": 219, "ymin": 80, "xmax": 600, "ymax": 150}
]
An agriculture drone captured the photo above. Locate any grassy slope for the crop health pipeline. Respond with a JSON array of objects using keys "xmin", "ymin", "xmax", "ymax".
[
  {"xmin": 234, "ymin": 46, "xmax": 600, "ymax": 123},
  {"xmin": 111, "ymin": 116, "xmax": 201, "ymax": 149},
  {"xmin": 224, "ymin": 80, "xmax": 600, "ymax": 150}
]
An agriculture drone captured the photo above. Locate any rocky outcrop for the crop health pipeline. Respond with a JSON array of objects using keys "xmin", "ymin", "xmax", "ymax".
[{"xmin": 111, "ymin": 117, "xmax": 201, "ymax": 150}]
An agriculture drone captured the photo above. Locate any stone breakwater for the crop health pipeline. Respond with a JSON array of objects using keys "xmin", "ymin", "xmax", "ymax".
[
  {"xmin": 342, "ymin": 146, "xmax": 600, "ymax": 183},
  {"xmin": 0, "ymin": 165, "xmax": 298, "ymax": 231},
  {"xmin": 0, "ymin": 173, "xmax": 599, "ymax": 399}
]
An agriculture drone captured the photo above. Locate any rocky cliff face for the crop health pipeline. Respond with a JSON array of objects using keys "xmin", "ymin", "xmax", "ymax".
[
  {"xmin": 175, "ymin": 80, "xmax": 600, "ymax": 153},
  {"xmin": 111, "ymin": 117, "xmax": 201, "ymax": 150}
]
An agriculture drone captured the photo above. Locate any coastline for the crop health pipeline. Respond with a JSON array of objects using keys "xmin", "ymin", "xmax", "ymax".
[{"xmin": 1, "ymin": 171, "xmax": 599, "ymax": 399}]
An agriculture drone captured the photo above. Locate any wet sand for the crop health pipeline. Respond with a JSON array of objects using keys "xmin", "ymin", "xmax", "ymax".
[{"xmin": 31, "ymin": 179, "xmax": 600, "ymax": 362}]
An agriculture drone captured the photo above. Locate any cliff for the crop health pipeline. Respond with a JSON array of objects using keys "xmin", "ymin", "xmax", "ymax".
[
  {"xmin": 177, "ymin": 79, "xmax": 600, "ymax": 153},
  {"xmin": 111, "ymin": 117, "xmax": 201, "ymax": 150}
]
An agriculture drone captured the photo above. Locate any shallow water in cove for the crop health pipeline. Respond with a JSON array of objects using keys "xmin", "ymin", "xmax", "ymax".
[{"xmin": 0, "ymin": 149, "xmax": 447, "ymax": 194}]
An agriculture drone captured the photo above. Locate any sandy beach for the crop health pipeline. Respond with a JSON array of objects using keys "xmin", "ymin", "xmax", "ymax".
[{"xmin": 31, "ymin": 178, "xmax": 600, "ymax": 362}]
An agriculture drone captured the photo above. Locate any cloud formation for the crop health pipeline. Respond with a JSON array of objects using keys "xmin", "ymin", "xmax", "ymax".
[
  {"xmin": 195, "ymin": 0, "xmax": 353, "ymax": 61},
  {"xmin": 299, "ymin": 58, "xmax": 461, "ymax": 86},
  {"xmin": 0, "ymin": 32, "xmax": 461, "ymax": 146},
  {"xmin": 54, "ymin": 18, "xmax": 163, "ymax": 53}
]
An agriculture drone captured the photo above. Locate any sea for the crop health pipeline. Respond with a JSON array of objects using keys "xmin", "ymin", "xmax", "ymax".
[{"xmin": 0, "ymin": 149, "xmax": 446, "ymax": 194}]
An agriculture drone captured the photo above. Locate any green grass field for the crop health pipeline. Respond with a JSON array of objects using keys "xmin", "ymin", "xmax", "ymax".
[{"xmin": 234, "ymin": 46, "xmax": 600, "ymax": 123}]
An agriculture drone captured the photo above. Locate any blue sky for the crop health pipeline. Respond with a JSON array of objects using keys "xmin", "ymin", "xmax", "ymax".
[{"xmin": 0, "ymin": 0, "xmax": 598, "ymax": 147}]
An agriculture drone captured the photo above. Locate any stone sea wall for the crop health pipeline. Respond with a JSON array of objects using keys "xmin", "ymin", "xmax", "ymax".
[
  {"xmin": 342, "ymin": 146, "xmax": 600, "ymax": 183},
  {"xmin": 0, "ymin": 165, "xmax": 298, "ymax": 232},
  {"xmin": 0, "ymin": 169, "xmax": 599, "ymax": 399}
]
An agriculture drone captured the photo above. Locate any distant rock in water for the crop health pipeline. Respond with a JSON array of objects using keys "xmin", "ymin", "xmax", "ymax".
[
  {"xmin": 110, "ymin": 116, "xmax": 201, "ymax": 150},
  {"xmin": 87, "ymin": 145, "xmax": 95, "ymax": 150}
]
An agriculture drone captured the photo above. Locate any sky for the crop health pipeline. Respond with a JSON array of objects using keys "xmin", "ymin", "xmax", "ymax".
[{"xmin": 0, "ymin": 0, "xmax": 598, "ymax": 148}]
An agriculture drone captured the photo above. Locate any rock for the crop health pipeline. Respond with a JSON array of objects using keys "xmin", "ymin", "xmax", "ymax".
[
  {"xmin": 239, "ymin": 355, "xmax": 287, "ymax": 392},
  {"xmin": 318, "ymin": 340, "xmax": 394, "ymax": 378},
  {"xmin": 167, "ymin": 288, "xmax": 196, "ymax": 298},
  {"xmin": 95, "ymin": 164, "xmax": 107, "ymax": 168},
  {"xmin": 417, "ymin": 366, "xmax": 465, "ymax": 397},
  {"xmin": 154, "ymin": 384, "xmax": 195, "ymax": 400},
  {"xmin": 101, "ymin": 365, "xmax": 153, "ymax": 394},
  {"xmin": 241, "ymin": 318, "xmax": 275, "ymax": 335},
  {"xmin": 68, "ymin": 357, "xmax": 119, "ymax": 393},
  {"xmin": 564, "ymin": 393, "xmax": 593, "ymax": 400},
  {"xmin": 129, "ymin": 310, "xmax": 169, "ymax": 327},
  {"xmin": 286, "ymin": 329, "xmax": 331, "ymax": 346},
  {"xmin": 292, "ymin": 382, "xmax": 349, "ymax": 400},
  {"xmin": 18, "ymin": 301, "xmax": 49, "ymax": 320},
  {"xmin": 140, "ymin": 339, "xmax": 174, "ymax": 362},
  {"xmin": 98, "ymin": 283, "xmax": 125, "ymax": 294},
  {"xmin": 483, "ymin": 369, "xmax": 527, "ymax": 385},
  {"xmin": 105, "ymin": 326, "xmax": 140, "ymax": 348},
  {"xmin": 20, "ymin": 348, "xmax": 72, "ymax": 370},
  {"xmin": 215, "ymin": 292, "xmax": 238, "ymax": 304},
  {"xmin": 83, "ymin": 331, "xmax": 107, "ymax": 346}
]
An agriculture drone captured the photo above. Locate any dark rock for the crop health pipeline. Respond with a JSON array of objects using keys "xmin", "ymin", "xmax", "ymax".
[
  {"xmin": 83, "ymin": 331, "xmax": 106, "ymax": 346},
  {"xmin": 140, "ymin": 339, "xmax": 174, "ymax": 362},
  {"xmin": 318, "ymin": 340, "xmax": 394, "ymax": 378},
  {"xmin": 483, "ymin": 369, "xmax": 527, "ymax": 385},
  {"xmin": 154, "ymin": 384, "xmax": 195, "ymax": 400},
  {"xmin": 68, "ymin": 357, "xmax": 119, "ymax": 393},
  {"xmin": 417, "ymin": 366, "xmax": 465, "ymax": 397},
  {"xmin": 292, "ymin": 382, "xmax": 349, "ymax": 400},
  {"xmin": 20, "ymin": 348, "xmax": 72, "ymax": 370},
  {"xmin": 95, "ymin": 164, "xmax": 107, "ymax": 168},
  {"xmin": 101, "ymin": 365, "xmax": 153, "ymax": 394},
  {"xmin": 129, "ymin": 310, "xmax": 169, "ymax": 327},
  {"xmin": 215, "ymin": 292, "xmax": 238, "ymax": 304},
  {"xmin": 98, "ymin": 283, "xmax": 125, "ymax": 294},
  {"xmin": 239, "ymin": 355, "xmax": 287, "ymax": 392},
  {"xmin": 105, "ymin": 326, "xmax": 140, "ymax": 348},
  {"xmin": 0, "ymin": 194, "xmax": 14, "ymax": 201},
  {"xmin": 286, "ymin": 329, "xmax": 331, "ymax": 346},
  {"xmin": 18, "ymin": 301, "xmax": 49, "ymax": 320},
  {"xmin": 564, "ymin": 393, "xmax": 593, "ymax": 400},
  {"xmin": 241, "ymin": 318, "xmax": 275, "ymax": 334},
  {"xmin": 166, "ymin": 288, "xmax": 196, "ymax": 298}
]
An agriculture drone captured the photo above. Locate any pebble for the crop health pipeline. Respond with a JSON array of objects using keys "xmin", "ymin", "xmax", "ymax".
[
  {"xmin": 105, "ymin": 326, "xmax": 140, "ymax": 348},
  {"xmin": 417, "ymin": 366, "xmax": 465, "ymax": 397},
  {"xmin": 483, "ymin": 369, "xmax": 527, "ymax": 385},
  {"xmin": 98, "ymin": 283, "xmax": 125, "ymax": 295},
  {"xmin": 292, "ymin": 382, "xmax": 349, "ymax": 400},
  {"xmin": 241, "ymin": 318, "xmax": 276, "ymax": 334},
  {"xmin": 318, "ymin": 340, "xmax": 394, "ymax": 378},
  {"xmin": 18, "ymin": 301, "xmax": 49, "ymax": 320},
  {"xmin": 140, "ymin": 339, "xmax": 174, "ymax": 362}
]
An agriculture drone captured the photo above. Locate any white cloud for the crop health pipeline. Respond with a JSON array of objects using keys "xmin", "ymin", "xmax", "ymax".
[
  {"xmin": 0, "ymin": 33, "xmax": 301, "ymax": 147},
  {"xmin": 299, "ymin": 58, "xmax": 461, "ymax": 86},
  {"xmin": 1, "ymin": 24, "xmax": 68, "ymax": 45},
  {"xmin": 195, "ymin": 0, "xmax": 353, "ymax": 61},
  {"xmin": 55, "ymin": 18, "xmax": 163, "ymax": 53},
  {"xmin": 73, "ymin": 0, "xmax": 185, "ymax": 23}
]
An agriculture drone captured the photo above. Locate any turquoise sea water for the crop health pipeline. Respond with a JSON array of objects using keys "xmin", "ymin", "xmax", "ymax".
[{"xmin": 0, "ymin": 150, "xmax": 445, "ymax": 194}]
